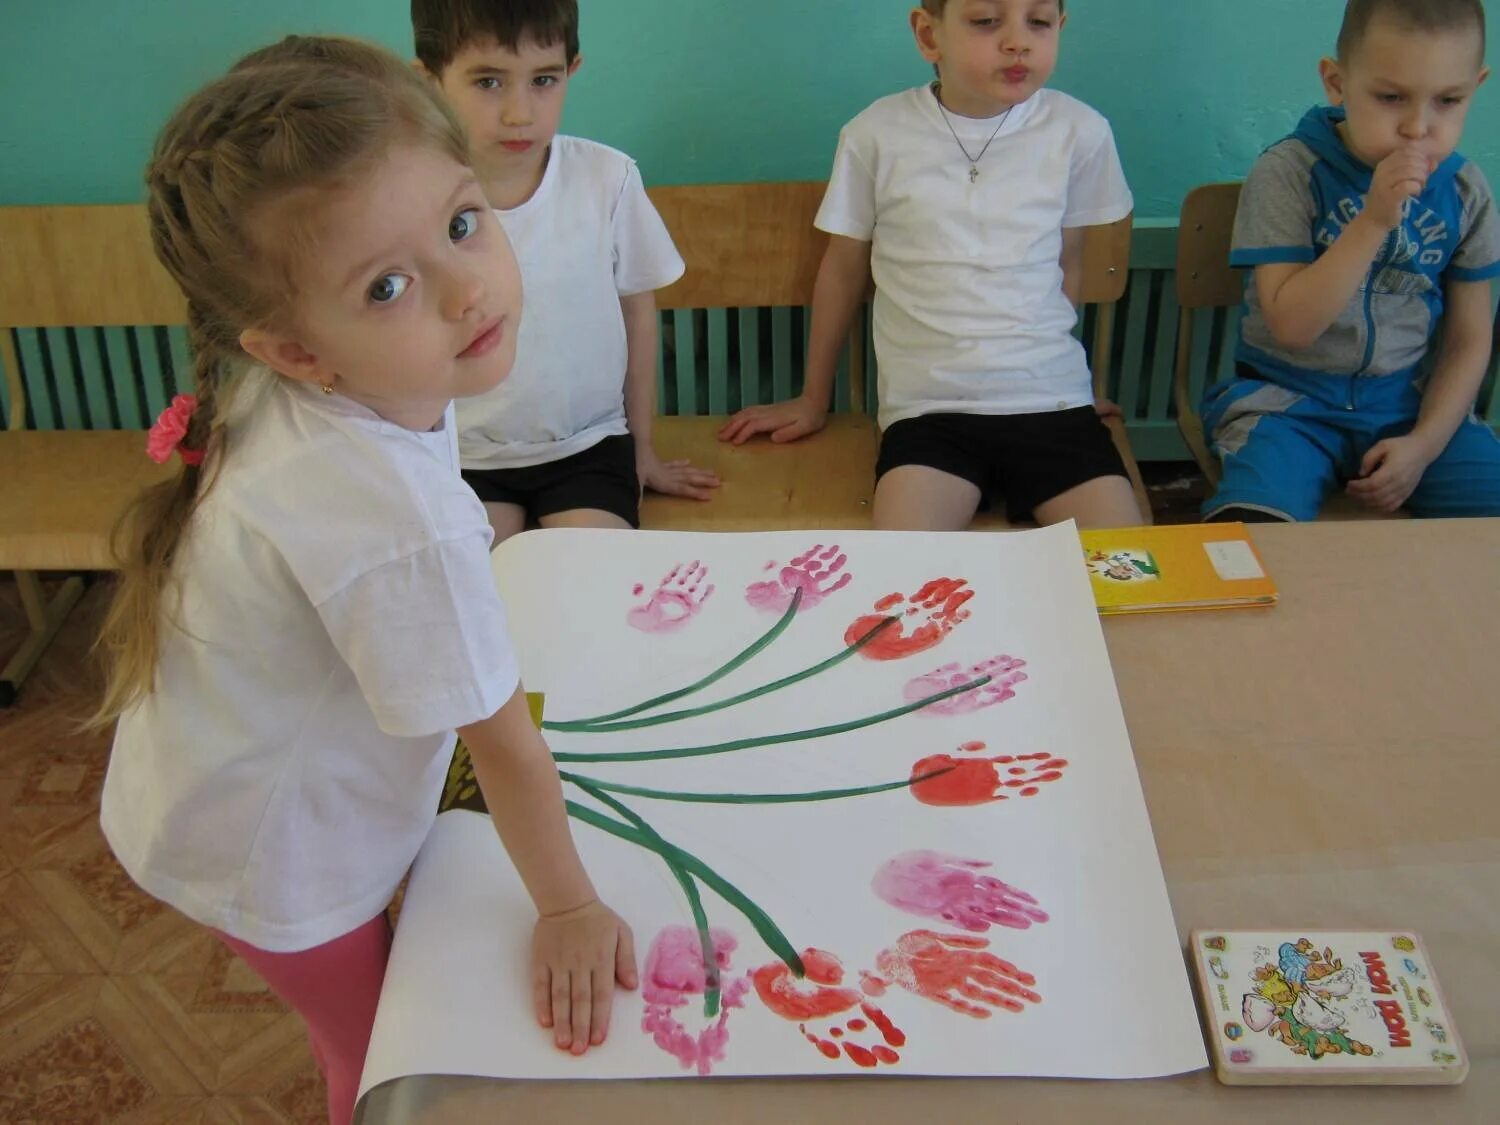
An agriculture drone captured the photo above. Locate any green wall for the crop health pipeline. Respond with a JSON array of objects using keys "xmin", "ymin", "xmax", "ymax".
[{"xmin": 1, "ymin": 0, "xmax": 1496, "ymax": 218}]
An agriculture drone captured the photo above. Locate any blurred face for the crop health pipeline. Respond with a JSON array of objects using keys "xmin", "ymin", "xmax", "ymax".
[
  {"xmin": 1321, "ymin": 16, "xmax": 1489, "ymax": 168},
  {"xmin": 912, "ymin": 0, "xmax": 1065, "ymax": 117},
  {"xmin": 430, "ymin": 36, "xmax": 580, "ymax": 182},
  {"xmin": 243, "ymin": 144, "xmax": 522, "ymax": 431}
]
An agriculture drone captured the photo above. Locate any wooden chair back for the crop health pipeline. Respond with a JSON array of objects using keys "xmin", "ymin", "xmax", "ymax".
[{"xmin": 1172, "ymin": 183, "xmax": 1246, "ymax": 483}]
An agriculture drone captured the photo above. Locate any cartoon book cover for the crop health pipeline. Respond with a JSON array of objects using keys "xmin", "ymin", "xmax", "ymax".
[
  {"xmin": 1079, "ymin": 523, "xmax": 1277, "ymax": 615},
  {"xmin": 1190, "ymin": 931, "xmax": 1467, "ymax": 1086}
]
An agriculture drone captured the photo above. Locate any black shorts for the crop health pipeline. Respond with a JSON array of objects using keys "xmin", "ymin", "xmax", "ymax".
[
  {"xmin": 875, "ymin": 408, "xmax": 1127, "ymax": 523},
  {"xmin": 461, "ymin": 434, "xmax": 640, "ymax": 528}
]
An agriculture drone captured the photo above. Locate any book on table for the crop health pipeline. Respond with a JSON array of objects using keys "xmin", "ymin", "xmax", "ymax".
[
  {"xmin": 1080, "ymin": 522, "xmax": 1277, "ymax": 615},
  {"xmin": 1189, "ymin": 930, "xmax": 1465, "ymax": 1086}
]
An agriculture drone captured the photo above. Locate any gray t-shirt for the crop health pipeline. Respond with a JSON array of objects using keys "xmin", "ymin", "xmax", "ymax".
[{"xmin": 1232, "ymin": 106, "xmax": 1500, "ymax": 391}]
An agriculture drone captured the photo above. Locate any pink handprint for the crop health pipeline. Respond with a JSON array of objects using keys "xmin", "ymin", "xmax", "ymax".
[
  {"xmin": 867, "ymin": 930, "xmax": 1042, "ymax": 1019},
  {"xmin": 640, "ymin": 925, "xmax": 749, "ymax": 1075},
  {"xmin": 627, "ymin": 561, "xmax": 715, "ymax": 634},
  {"xmin": 872, "ymin": 851, "xmax": 1049, "ymax": 933},
  {"xmin": 744, "ymin": 543, "xmax": 854, "ymax": 613},
  {"xmin": 751, "ymin": 948, "xmax": 906, "ymax": 1069},
  {"xmin": 904, "ymin": 655, "xmax": 1028, "ymax": 715},
  {"xmin": 845, "ymin": 578, "xmax": 974, "ymax": 660}
]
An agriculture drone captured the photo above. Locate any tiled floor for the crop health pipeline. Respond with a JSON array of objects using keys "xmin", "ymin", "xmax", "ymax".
[
  {"xmin": 0, "ymin": 581, "xmax": 326, "ymax": 1124},
  {"xmin": 0, "ymin": 462, "xmax": 1210, "ymax": 1122}
]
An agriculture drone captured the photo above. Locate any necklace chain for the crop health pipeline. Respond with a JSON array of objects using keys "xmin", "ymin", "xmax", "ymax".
[{"xmin": 933, "ymin": 83, "xmax": 1014, "ymax": 183}]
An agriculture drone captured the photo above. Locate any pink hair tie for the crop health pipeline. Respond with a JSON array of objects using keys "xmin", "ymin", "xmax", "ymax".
[{"xmin": 146, "ymin": 394, "xmax": 205, "ymax": 467}]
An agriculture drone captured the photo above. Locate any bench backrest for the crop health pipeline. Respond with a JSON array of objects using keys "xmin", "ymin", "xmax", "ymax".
[
  {"xmin": 1, "ymin": 188, "xmax": 1134, "ymax": 427},
  {"xmin": 650, "ymin": 181, "xmax": 1132, "ymax": 308},
  {"xmin": 0, "ymin": 205, "xmax": 184, "ymax": 431},
  {"xmin": 1172, "ymin": 182, "xmax": 1245, "ymax": 481}
]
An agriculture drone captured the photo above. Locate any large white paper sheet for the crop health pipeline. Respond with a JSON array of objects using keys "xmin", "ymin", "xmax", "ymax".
[{"xmin": 361, "ymin": 526, "xmax": 1206, "ymax": 1091}]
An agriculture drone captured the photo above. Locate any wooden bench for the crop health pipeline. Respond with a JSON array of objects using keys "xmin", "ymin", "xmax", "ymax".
[
  {"xmin": 641, "ymin": 182, "xmax": 878, "ymax": 531},
  {"xmin": 643, "ymin": 181, "xmax": 1150, "ymax": 531},
  {"xmin": 0, "ymin": 188, "xmax": 1146, "ymax": 700},
  {"xmin": 0, "ymin": 205, "xmax": 180, "ymax": 704}
]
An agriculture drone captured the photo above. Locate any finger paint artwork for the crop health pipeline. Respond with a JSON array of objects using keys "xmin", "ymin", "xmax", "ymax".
[
  {"xmin": 844, "ymin": 578, "xmax": 974, "ymax": 661},
  {"xmin": 907, "ymin": 748, "xmax": 1070, "ymax": 807},
  {"xmin": 628, "ymin": 561, "xmax": 714, "ymax": 634},
  {"xmin": 868, "ymin": 929, "xmax": 1042, "ymax": 1018},
  {"xmin": 745, "ymin": 543, "xmax": 853, "ymax": 613},
  {"xmin": 871, "ymin": 851, "xmax": 1049, "ymax": 933},
  {"xmin": 640, "ymin": 925, "xmax": 750, "ymax": 1075},
  {"xmin": 359, "ymin": 527, "xmax": 1207, "ymax": 1092},
  {"xmin": 904, "ymin": 655, "xmax": 1029, "ymax": 715}
]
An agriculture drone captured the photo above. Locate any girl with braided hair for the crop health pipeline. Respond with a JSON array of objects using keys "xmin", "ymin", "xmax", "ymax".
[{"xmin": 90, "ymin": 37, "xmax": 636, "ymax": 1121}]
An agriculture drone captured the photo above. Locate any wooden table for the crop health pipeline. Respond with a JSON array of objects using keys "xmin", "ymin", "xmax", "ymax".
[
  {"xmin": 358, "ymin": 519, "xmax": 1499, "ymax": 1124},
  {"xmin": 640, "ymin": 415, "xmax": 879, "ymax": 531}
]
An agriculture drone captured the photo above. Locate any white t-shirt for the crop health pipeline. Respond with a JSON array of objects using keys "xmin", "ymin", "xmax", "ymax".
[
  {"xmin": 458, "ymin": 136, "xmax": 685, "ymax": 470},
  {"xmin": 816, "ymin": 86, "xmax": 1134, "ymax": 429},
  {"xmin": 101, "ymin": 379, "xmax": 520, "ymax": 952}
]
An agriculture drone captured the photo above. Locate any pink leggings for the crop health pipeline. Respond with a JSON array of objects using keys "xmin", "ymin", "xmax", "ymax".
[{"xmin": 215, "ymin": 913, "xmax": 392, "ymax": 1125}]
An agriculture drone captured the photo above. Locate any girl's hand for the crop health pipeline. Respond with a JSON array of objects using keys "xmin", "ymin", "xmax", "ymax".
[{"xmin": 531, "ymin": 899, "xmax": 638, "ymax": 1055}]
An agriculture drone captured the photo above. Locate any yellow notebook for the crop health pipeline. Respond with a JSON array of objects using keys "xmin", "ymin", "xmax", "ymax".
[{"xmin": 1080, "ymin": 523, "xmax": 1277, "ymax": 615}]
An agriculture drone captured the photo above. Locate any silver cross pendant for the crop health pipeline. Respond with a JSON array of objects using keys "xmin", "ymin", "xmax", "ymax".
[{"xmin": 969, "ymin": 165, "xmax": 980, "ymax": 184}]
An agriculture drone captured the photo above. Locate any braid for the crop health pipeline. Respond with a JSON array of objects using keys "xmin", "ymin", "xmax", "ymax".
[{"xmin": 181, "ymin": 301, "xmax": 228, "ymax": 462}]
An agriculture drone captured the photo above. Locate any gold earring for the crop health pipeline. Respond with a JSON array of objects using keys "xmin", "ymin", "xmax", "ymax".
[{"xmin": 321, "ymin": 382, "xmax": 334, "ymax": 396}]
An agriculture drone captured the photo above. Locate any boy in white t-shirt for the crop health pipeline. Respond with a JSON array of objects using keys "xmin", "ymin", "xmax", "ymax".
[
  {"xmin": 415, "ymin": 0, "xmax": 719, "ymax": 542},
  {"xmin": 719, "ymin": 0, "xmax": 1145, "ymax": 530}
]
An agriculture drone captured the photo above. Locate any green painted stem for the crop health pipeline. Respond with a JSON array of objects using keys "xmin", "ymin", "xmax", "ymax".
[
  {"xmin": 564, "ymin": 801, "xmax": 805, "ymax": 977},
  {"xmin": 548, "ymin": 616, "xmax": 898, "ymax": 734},
  {"xmin": 545, "ymin": 588, "xmax": 802, "ymax": 728},
  {"xmin": 566, "ymin": 780, "xmax": 722, "ymax": 1017},
  {"xmin": 558, "ymin": 767, "xmax": 952, "ymax": 806},
  {"xmin": 553, "ymin": 675, "xmax": 993, "ymax": 765}
]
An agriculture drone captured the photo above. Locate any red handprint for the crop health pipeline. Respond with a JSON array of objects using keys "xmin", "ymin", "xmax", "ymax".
[
  {"xmin": 751, "ymin": 948, "xmax": 861, "ymax": 1019},
  {"xmin": 868, "ymin": 930, "xmax": 1042, "ymax": 1019},
  {"xmin": 872, "ymin": 850, "xmax": 1049, "ymax": 933},
  {"xmin": 844, "ymin": 578, "xmax": 974, "ymax": 661},
  {"xmin": 910, "ymin": 750, "xmax": 1069, "ymax": 807},
  {"xmin": 752, "ymin": 948, "xmax": 906, "ymax": 1069},
  {"xmin": 744, "ymin": 544, "xmax": 853, "ymax": 613},
  {"xmin": 797, "ymin": 1002, "xmax": 906, "ymax": 1068}
]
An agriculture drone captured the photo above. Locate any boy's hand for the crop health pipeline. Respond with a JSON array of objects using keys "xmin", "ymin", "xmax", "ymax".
[
  {"xmin": 717, "ymin": 396, "xmax": 828, "ymax": 446},
  {"xmin": 1093, "ymin": 397, "xmax": 1124, "ymax": 421},
  {"xmin": 1346, "ymin": 435, "xmax": 1435, "ymax": 513},
  {"xmin": 637, "ymin": 448, "xmax": 721, "ymax": 500},
  {"xmin": 1363, "ymin": 147, "xmax": 1433, "ymax": 231},
  {"xmin": 532, "ymin": 898, "xmax": 638, "ymax": 1055}
]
